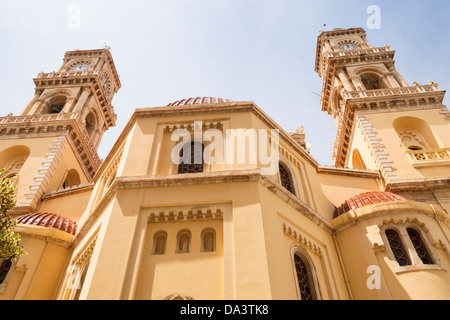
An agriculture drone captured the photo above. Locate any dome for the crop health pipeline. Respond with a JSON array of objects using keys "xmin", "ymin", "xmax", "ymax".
[
  {"xmin": 333, "ymin": 191, "xmax": 407, "ymax": 219},
  {"xmin": 16, "ymin": 212, "xmax": 77, "ymax": 235},
  {"xmin": 167, "ymin": 97, "xmax": 233, "ymax": 106}
]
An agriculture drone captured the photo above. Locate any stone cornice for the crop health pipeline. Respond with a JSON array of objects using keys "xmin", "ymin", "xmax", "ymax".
[
  {"xmin": 0, "ymin": 113, "xmax": 101, "ymax": 179},
  {"xmin": 342, "ymin": 84, "xmax": 445, "ymax": 107},
  {"xmin": 94, "ymin": 101, "xmax": 319, "ymax": 182},
  {"xmin": 317, "ymin": 165, "xmax": 381, "ymax": 179},
  {"xmin": 74, "ymin": 169, "xmax": 332, "ymax": 246},
  {"xmin": 41, "ymin": 183, "xmax": 94, "ymax": 200},
  {"xmin": 386, "ymin": 177, "xmax": 450, "ymax": 193}
]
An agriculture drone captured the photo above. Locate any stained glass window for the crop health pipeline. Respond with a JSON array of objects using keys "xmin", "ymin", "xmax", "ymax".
[
  {"xmin": 279, "ymin": 163, "xmax": 294, "ymax": 194},
  {"xmin": 178, "ymin": 142, "xmax": 204, "ymax": 174},
  {"xmin": 385, "ymin": 229, "xmax": 411, "ymax": 266},
  {"xmin": 294, "ymin": 254, "xmax": 314, "ymax": 300},
  {"xmin": 407, "ymin": 228, "xmax": 433, "ymax": 264}
]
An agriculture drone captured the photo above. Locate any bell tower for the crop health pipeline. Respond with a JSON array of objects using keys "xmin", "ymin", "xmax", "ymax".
[
  {"xmin": 21, "ymin": 48, "xmax": 121, "ymax": 149},
  {"xmin": 315, "ymin": 28, "xmax": 450, "ymax": 213},
  {"xmin": 0, "ymin": 48, "xmax": 121, "ymax": 215}
]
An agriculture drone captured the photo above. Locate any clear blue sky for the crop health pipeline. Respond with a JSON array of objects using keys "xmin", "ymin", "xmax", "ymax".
[{"xmin": 0, "ymin": 0, "xmax": 449, "ymax": 166}]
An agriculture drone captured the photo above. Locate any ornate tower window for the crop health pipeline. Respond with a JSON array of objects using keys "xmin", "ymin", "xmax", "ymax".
[
  {"xmin": 177, "ymin": 142, "xmax": 204, "ymax": 174},
  {"xmin": 385, "ymin": 229, "xmax": 411, "ymax": 266},
  {"xmin": 46, "ymin": 95, "xmax": 67, "ymax": 114},
  {"xmin": 85, "ymin": 111, "xmax": 97, "ymax": 140},
  {"xmin": 360, "ymin": 73, "xmax": 386, "ymax": 90}
]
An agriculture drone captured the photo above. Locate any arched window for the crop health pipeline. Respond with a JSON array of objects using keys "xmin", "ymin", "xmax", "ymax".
[
  {"xmin": 407, "ymin": 228, "xmax": 433, "ymax": 265},
  {"xmin": 176, "ymin": 230, "xmax": 191, "ymax": 254},
  {"xmin": 279, "ymin": 162, "xmax": 295, "ymax": 195},
  {"xmin": 0, "ymin": 145, "xmax": 31, "ymax": 191},
  {"xmin": 393, "ymin": 117, "xmax": 439, "ymax": 150},
  {"xmin": 201, "ymin": 229, "xmax": 216, "ymax": 252},
  {"xmin": 293, "ymin": 253, "xmax": 318, "ymax": 300},
  {"xmin": 361, "ymin": 73, "xmax": 385, "ymax": 90},
  {"xmin": 178, "ymin": 142, "xmax": 204, "ymax": 174},
  {"xmin": 46, "ymin": 96, "xmax": 67, "ymax": 114},
  {"xmin": 85, "ymin": 111, "xmax": 97, "ymax": 140},
  {"xmin": 152, "ymin": 231, "xmax": 167, "ymax": 255},
  {"xmin": 62, "ymin": 169, "xmax": 81, "ymax": 189},
  {"xmin": 385, "ymin": 229, "xmax": 411, "ymax": 266}
]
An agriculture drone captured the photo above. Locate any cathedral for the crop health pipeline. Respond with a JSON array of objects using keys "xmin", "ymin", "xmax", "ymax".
[{"xmin": 0, "ymin": 27, "xmax": 449, "ymax": 300}]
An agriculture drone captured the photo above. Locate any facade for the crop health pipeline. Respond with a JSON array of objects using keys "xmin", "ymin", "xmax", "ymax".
[{"xmin": 0, "ymin": 27, "xmax": 449, "ymax": 300}]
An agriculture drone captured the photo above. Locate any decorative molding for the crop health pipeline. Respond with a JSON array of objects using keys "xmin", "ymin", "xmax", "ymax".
[
  {"xmin": 372, "ymin": 243, "xmax": 385, "ymax": 253},
  {"xmin": 162, "ymin": 121, "xmax": 224, "ymax": 133},
  {"xmin": 41, "ymin": 183, "xmax": 94, "ymax": 199},
  {"xmin": 164, "ymin": 293, "xmax": 194, "ymax": 300},
  {"xmin": 355, "ymin": 114, "xmax": 400, "ymax": 183},
  {"xmin": 406, "ymin": 147, "xmax": 450, "ymax": 168},
  {"xmin": 432, "ymin": 239, "xmax": 446, "ymax": 250},
  {"xmin": 282, "ymin": 222, "xmax": 323, "ymax": 256},
  {"xmin": 17, "ymin": 136, "xmax": 67, "ymax": 212},
  {"xmin": 378, "ymin": 217, "xmax": 428, "ymax": 232},
  {"xmin": 72, "ymin": 232, "xmax": 98, "ymax": 267},
  {"xmin": 148, "ymin": 208, "xmax": 223, "ymax": 223},
  {"xmin": 317, "ymin": 165, "xmax": 380, "ymax": 178}
]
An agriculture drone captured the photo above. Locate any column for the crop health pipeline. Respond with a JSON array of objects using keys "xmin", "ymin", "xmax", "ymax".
[
  {"xmin": 336, "ymin": 69, "xmax": 355, "ymax": 91},
  {"xmin": 351, "ymin": 76, "xmax": 365, "ymax": 91},
  {"xmin": 386, "ymin": 73, "xmax": 401, "ymax": 88},
  {"xmin": 388, "ymin": 65, "xmax": 408, "ymax": 87},
  {"xmin": 63, "ymin": 97, "xmax": 77, "ymax": 113},
  {"xmin": 72, "ymin": 87, "xmax": 91, "ymax": 113},
  {"xmin": 21, "ymin": 91, "xmax": 41, "ymax": 116}
]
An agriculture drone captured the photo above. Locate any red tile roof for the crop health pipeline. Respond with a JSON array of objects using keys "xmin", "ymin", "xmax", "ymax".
[
  {"xmin": 167, "ymin": 97, "xmax": 233, "ymax": 106},
  {"xmin": 333, "ymin": 191, "xmax": 407, "ymax": 219},
  {"xmin": 16, "ymin": 212, "xmax": 77, "ymax": 235}
]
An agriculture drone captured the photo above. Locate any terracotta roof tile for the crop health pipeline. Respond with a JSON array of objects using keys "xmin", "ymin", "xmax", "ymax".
[
  {"xmin": 333, "ymin": 191, "xmax": 407, "ymax": 219},
  {"xmin": 167, "ymin": 97, "xmax": 233, "ymax": 106},
  {"xmin": 16, "ymin": 212, "xmax": 77, "ymax": 235}
]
